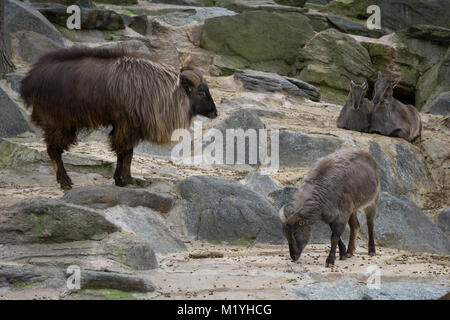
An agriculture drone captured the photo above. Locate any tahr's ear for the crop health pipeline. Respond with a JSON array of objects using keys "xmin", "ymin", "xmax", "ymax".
[{"xmin": 180, "ymin": 70, "xmax": 202, "ymax": 95}]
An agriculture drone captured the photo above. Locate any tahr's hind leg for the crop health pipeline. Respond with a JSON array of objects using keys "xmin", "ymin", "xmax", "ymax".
[
  {"xmin": 365, "ymin": 204, "xmax": 377, "ymax": 256},
  {"xmin": 45, "ymin": 127, "xmax": 76, "ymax": 190},
  {"xmin": 110, "ymin": 124, "xmax": 141, "ymax": 187},
  {"xmin": 346, "ymin": 212, "xmax": 360, "ymax": 258}
]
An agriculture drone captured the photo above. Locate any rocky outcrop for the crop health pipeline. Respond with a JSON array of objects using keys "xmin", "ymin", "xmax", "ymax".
[
  {"xmin": 152, "ymin": 7, "xmax": 236, "ymax": 28},
  {"xmin": 62, "ymin": 186, "xmax": 175, "ymax": 212},
  {"xmin": 422, "ymin": 92, "xmax": 450, "ymax": 116},
  {"xmin": 278, "ymin": 130, "xmax": 344, "ymax": 167},
  {"xmin": 180, "ymin": 175, "xmax": 284, "ymax": 244},
  {"xmin": 234, "ymin": 69, "xmax": 320, "ymax": 101},
  {"xmin": 436, "ymin": 208, "xmax": 450, "ymax": 237},
  {"xmin": 67, "ymin": 270, "xmax": 155, "ymax": 292},
  {"xmin": 6, "ymin": 0, "xmax": 64, "ymax": 45},
  {"xmin": 0, "ymin": 87, "xmax": 33, "ymax": 138},
  {"xmin": 359, "ymin": 193, "xmax": 450, "ymax": 254},
  {"xmin": 241, "ymin": 172, "xmax": 282, "ymax": 197},
  {"xmin": 201, "ymin": 11, "xmax": 315, "ymax": 75},
  {"xmin": 323, "ymin": 0, "xmax": 450, "ymax": 31},
  {"xmin": 296, "ymin": 28, "xmax": 374, "ymax": 102},
  {"xmin": 32, "ymin": 3, "xmax": 125, "ymax": 31},
  {"xmin": 11, "ymin": 31, "xmax": 63, "ymax": 64},
  {"xmin": 291, "ymin": 278, "xmax": 450, "ymax": 300},
  {"xmin": 0, "ymin": 198, "xmax": 119, "ymax": 244},
  {"xmin": 103, "ymin": 206, "xmax": 187, "ymax": 254}
]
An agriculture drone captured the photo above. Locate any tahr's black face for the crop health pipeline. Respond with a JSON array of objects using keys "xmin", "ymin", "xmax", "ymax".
[
  {"xmin": 191, "ymin": 83, "xmax": 218, "ymax": 119},
  {"xmin": 282, "ymin": 220, "xmax": 312, "ymax": 262}
]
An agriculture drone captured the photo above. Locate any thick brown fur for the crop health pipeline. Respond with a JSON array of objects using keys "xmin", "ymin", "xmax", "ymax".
[{"xmin": 21, "ymin": 46, "xmax": 217, "ymax": 188}]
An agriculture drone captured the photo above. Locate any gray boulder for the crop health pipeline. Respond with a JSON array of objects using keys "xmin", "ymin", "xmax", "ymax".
[
  {"xmin": 62, "ymin": 186, "xmax": 175, "ymax": 213},
  {"xmin": 5, "ymin": 0, "xmax": 64, "ymax": 45},
  {"xmin": 291, "ymin": 279, "xmax": 449, "ymax": 300},
  {"xmin": 360, "ymin": 193, "xmax": 450, "ymax": 254},
  {"xmin": 0, "ymin": 267, "xmax": 48, "ymax": 288},
  {"xmin": 12, "ymin": 31, "xmax": 63, "ymax": 64},
  {"xmin": 436, "ymin": 208, "xmax": 450, "ymax": 237},
  {"xmin": 234, "ymin": 69, "xmax": 320, "ymax": 101},
  {"xmin": 213, "ymin": 109, "xmax": 266, "ymax": 167},
  {"xmin": 326, "ymin": 14, "xmax": 387, "ymax": 38},
  {"xmin": 103, "ymin": 206, "xmax": 187, "ymax": 254},
  {"xmin": 278, "ymin": 130, "xmax": 344, "ymax": 168},
  {"xmin": 180, "ymin": 175, "xmax": 284, "ymax": 244},
  {"xmin": 0, "ymin": 197, "xmax": 119, "ymax": 244},
  {"xmin": 367, "ymin": 141, "xmax": 430, "ymax": 196},
  {"xmin": 153, "ymin": 7, "xmax": 236, "ymax": 28},
  {"xmin": 66, "ymin": 270, "xmax": 155, "ymax": 292},
  {"xmin": 32, "ymin": 3, "xmax": 125, "ymax": 31},
  {"xmin": 4, "ymin": 73, "xmax": 25, "ymax": 93},
  {"xmin": 241, "ymin": 172, "xmax": 282, "ymax": 197},
  {"xmin": 423, "ymin": 92, "xmax": 450, "ymax": 116},
  {"xmin": 0, "ymin": 87, "xmax": 33, "ymax": 138}
]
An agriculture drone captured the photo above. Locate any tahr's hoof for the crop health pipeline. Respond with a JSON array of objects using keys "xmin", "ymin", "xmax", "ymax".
[
  {"xmin": 340, "ymin": 254, "xmax": 347, "ymax": 260},
  {"xmin": 368, "ymin": 251, "xmax": 376, "ymax": 256}
]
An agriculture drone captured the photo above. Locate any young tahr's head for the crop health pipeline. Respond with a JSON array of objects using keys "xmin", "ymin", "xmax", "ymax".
[
  {"xmin": 349, "ymin": 80, "xmax": 368, "ymax": 110},
  {"xmin": 279, "ymin": 205, "xmax": 312, "ymax": 262},
  {"xmin": 372, "ymin": 72, "xmax": 398, "ymax": 106}
]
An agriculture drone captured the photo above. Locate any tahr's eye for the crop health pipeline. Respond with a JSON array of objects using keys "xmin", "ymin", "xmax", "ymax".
[
  {"xmin": 198, "ymin": 91, "xmax": 206, "ymax": 97},
  {"xmin": 298, "ymin": 220, "xmax": 305, "ymax": 226}
]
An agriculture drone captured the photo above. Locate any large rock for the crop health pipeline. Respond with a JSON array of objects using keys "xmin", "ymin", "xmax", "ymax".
[
  {"xmin": 62, "ymin": 186, "xmax": 175, "ymax": 213},
  {"xmin": 436, "ymin": 208, "xmax": 450, "ymax": 237},
  {"xmin": 32, "ymin": 3, "xmax": 125, "ymax": 31},
  {"xmin": 268, "ymin": 186, "xmax": 350, "ymax": 243},
  {"xmin": 234, "ymin": 69, "xmax": 320, "ymax": 101},
  {"xmin": 291, "ymin": 279, "xmax": 449, "ymax": 300},
  {"xmin": 422, "ymin": 92, "xmax": 450, "ymax": 116},
  {"xmin": 359, "ymin": 193, "xmax": 450, "ymax": 254},
  {"xmin": 241, "ymin": 172, "xmax": 282, "ymax": 197},
  {"xmin": 27, "ymin": 0, "xmax": 93, "ymax": 8},
  {"xmin": 213, "ymin": 109, "xmax": 266, "ymax": 167},
  {"xmin": 0, "ymin": 198, "xmax": 119, "ymax": 244},
  {"xmin": 0, "ymin": 232, "xmax": 159, "ymax": 271},
  {"xmin": 103, "ymin": 206, "xmax": 187, "ymax": 254},
  {"xmin": 367, "ymin": 141, "xmax": 429, "ymax": 196},
  {"xmin": 152, "ymin": 7, "xmax": 236, "ymax": 28},
  {"xmin": 5, "ymin": 0, "xmax": 64, "ymax": 45},
  {"xmin": 326, "ymin": 14, "xmax": 387, "ymax": 38},
  {"xmin": 180, "ymin": 175, "xmax": 284, "ymax": 244},
  {"xmin": 0, "ymin": 87, "xmax": 33, "ymax": 138},
  {"xmin": 278, "ymin": 130, "xmax": 344, "ymax": 168},
  {"xmin": 11, "ymin": 31, "xmax": 63, "ymax": 64},
  {"xmin": 417, "ymin": 46, "xmax": 450, "ymax": 110},
  {"xmin": 296, "ymin": 28, "xmax": 374, "ymax": 101},
  {"xmin": 67, "ymin": 270, "xmax": 155, "ymax": 292},
  {"xmin": 323, "ymin": 0, "xmax": 450, "ymax": 31},
  {"xmin": 201, "ymin": 11, "xmax": 316, "ymax": 75}
]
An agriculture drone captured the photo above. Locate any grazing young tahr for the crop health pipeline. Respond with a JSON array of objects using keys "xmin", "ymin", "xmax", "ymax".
[
  {"xmin": 337, "ymin": 81, "xmax": 373, "ymax": 133},
  {"xmin": 370, "ymin": 73, "xmax": 422, "ymax": 142},
  {"xmin": 20, "ymin": 46, "xmax": 218, "ymax": 189},
  {"xmin": 279, "ymin": 148, "xmax": 380, "ymax": 267}
]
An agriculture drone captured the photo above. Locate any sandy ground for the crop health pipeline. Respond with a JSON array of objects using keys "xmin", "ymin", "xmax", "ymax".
[{"xmin": 1, "ymin": 242, "xmax": 449, "ymax": 300}]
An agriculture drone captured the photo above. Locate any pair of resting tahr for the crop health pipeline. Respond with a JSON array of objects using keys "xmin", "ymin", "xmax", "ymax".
[
  {"xmin": 337, "ymin": 72, "xmax": 422, "ymax": 143},
  {"xmin": 20, "ymin": 47, "xmax": 384, "ymax": 267}
]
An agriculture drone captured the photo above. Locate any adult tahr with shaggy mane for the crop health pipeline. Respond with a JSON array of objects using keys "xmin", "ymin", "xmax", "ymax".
[{"xmin": 20, "ymin": 46, "xmax": 218, "ymax": 189}]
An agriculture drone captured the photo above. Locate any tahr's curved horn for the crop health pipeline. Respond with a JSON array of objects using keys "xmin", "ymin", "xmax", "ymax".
[{"xmin": 279, "ymin": 206, "xmax": 287, "ymax": 223}]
